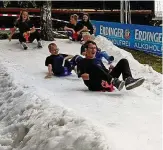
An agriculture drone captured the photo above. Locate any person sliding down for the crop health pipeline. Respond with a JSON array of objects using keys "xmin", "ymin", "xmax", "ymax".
[
  {"xmin": 81, "ymin": 32, "xmax": 114, "ymax": 64},
  {"xmin": 8, "ymin": 10, "xmax": 42, "ymax": 50},
  {"xmin": 45, "ymin": 43, "xmax": 83, "ymax": 78},
  {"xmin": 64, "ymin": 14, "xmax": 86, "ymax": 41},
  {"xmin": 77, "ymin": 41, "xmax": 145, "ymax": 91}
]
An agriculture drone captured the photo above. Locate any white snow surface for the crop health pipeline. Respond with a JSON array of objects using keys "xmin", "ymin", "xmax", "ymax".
[{"xmin": 0, "ymin": 36, "xmax": 162, "ymax": 150}]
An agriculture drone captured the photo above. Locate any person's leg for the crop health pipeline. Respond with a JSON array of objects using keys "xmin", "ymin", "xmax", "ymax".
[
  {"xmin": 19, "ymin": 33, "xmax": 28, "ymax": 50},
  {"xmin": 88, "ymin": 65, "xmax": 125, "ymax": 91},
  {"xmin": 110, "ymin": 58, "xmax": 145, "ymax": 90},
  {"xmin": 110, "ymin": 58, "xmax": 132, "ymax": 80},
  {"xmin": 70, "ymin": 55, "xmax": 83, "ymax": 67},
  {"xmin": 29, "ymin": 30, "xmax": 41, "ymax": 43},
  {"xmin": 100, "ymin": 51, "xmax": 114, "ymax": 64},
  {"xmin": 67, "ymin": 31, "xmax": 75, "ymax": 41},
  {"xmin": 100, "ymin": 51, "xmax": 110, "ymax": 61},
  {"xmin": 19, "ymin": 33, "xmax": 26, "ymax": 43},
  {"xmin": 64, "ymin": 60, "xmax": 72, "ymax": 73}
]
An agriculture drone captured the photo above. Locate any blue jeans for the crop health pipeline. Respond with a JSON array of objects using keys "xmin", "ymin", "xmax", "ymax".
[{"xmin": 96, "ymin": 51, "xmax": 112, "ymax": 64}]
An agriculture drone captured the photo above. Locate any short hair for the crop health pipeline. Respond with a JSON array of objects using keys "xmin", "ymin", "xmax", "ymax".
[
  {"xmin": 84, "ymin": 40, "xmax": 97, "ymax": 49},
  {"xmin": 82, "ymin": 32, "xmax": 90, "ymax": 37},
  {"xmin": 48, "ymin": 43, "xmax": 57, "ymax": 50}
]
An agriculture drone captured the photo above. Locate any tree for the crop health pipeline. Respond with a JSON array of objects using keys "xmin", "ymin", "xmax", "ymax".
[
  {"xmin": 39, "ymin": 1, "xmax": 54, "ymax": 41},
  {"xmin": 3, "ymin": 1, "xmax": 54, "ymax": 41}
]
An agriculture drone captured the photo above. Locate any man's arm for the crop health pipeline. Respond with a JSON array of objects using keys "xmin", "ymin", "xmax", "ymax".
[
  {"xmin": 45, "ymin": 57, "xmax": 53, "ymax": 78},
  {"xmin": 24, "ymin": 22, "xmax": 36, "ymax": 36},
  {"xmin": 77, "ymin": 60, "xmax": 89, "ymax": 80},
  {"xmin": 64, "ymin": 26, "xmax": 75, "ymax": 33},
  {"xmin": 77, "ymin": 26, "xmax": 87, "ymax": 35},
  {"xmin": 99, "ymin": 60, "xmax": 110, "ymax": 73}
]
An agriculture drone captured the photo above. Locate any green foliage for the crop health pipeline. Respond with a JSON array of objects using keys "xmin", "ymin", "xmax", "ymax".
[
  {"xmin": 3, "ymin": 1, "xmax": 37, "ymax": 8},
  {"xmin": 0, "ymin": 31, "xmax": 9, "ymax": 39},
  {"xmin": 124, "ymin": 48, "xmax": 162, "ymax": 74},
  {"xmin": 3, "ymin": 1, "xmax": 10, "ymax": 7}
]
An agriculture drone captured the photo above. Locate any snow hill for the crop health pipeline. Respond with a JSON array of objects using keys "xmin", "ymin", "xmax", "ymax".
[{"xmin": 0, "ymin": 36, "xmax": 162, "ymax": 150}]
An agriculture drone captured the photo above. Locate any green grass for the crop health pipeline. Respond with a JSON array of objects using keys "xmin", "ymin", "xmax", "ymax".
[{"xmin": 124, "ymin": 48, "xmax": 162, "ymax": 74}]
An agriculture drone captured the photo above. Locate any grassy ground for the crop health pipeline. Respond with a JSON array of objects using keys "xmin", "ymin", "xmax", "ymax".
[{"xmin": 124, "ymin": 48, "xmax": 162, "ymax": 74}]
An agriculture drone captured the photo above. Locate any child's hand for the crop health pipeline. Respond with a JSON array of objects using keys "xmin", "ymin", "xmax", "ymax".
[{"xmin": 44, "ymin": 74, "xmax": 52, "ymax": 79}]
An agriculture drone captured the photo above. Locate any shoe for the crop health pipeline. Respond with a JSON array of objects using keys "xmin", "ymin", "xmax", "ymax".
[
  {"xmin": 37, "ymin": 40, "xmax": 42, "ymax": 48},
  {"xmin": 21, "ymin": 42, "xmax": 28, "ymax": 50},
  {"xmin": 112, "ymin": 78, "xmax": 125, "ymax": 91},
  {"xmin": 125, "ymin": 77, "xmax": 145, "ymax": 90}
]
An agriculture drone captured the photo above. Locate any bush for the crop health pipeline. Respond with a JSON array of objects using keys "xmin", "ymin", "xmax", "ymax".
[{"xmin": 0, "ymin": 32, "xmax": 9, "ymax": 39}]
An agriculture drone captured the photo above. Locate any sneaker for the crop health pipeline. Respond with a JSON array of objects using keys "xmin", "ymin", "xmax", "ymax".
[
  {"xmin": 21, "ymin": 42, "xmax": 28, "ymax": 50},
  {"xmin": 112, "ymin": 78, "xmax": 125, "ymax": 91},
  {"xmin": 37, "ymin": 40, "xmax": 42, "ymax": 48},
  {"xmin": 125, "ymin": 77, "xmax": 145, "ymax": 90}
]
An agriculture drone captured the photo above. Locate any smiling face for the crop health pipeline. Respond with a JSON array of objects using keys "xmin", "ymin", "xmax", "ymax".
[
  {"xmin": 83, "ymin": 14, "xmax": 89, "ymax": 22},
  {"xmin": 85, "ymin": 43, "xmax": 97, "ymax": 59},
  {"xmin": 22, "ymin": 11, "xmax": 28, "ymax": 21},
  {"xmin": 70, "ymin": 14, "xmax": 78, "ymax": 25},
  {"xmin": 48, "ymin": 43, "xmax": 59, "ymax": 55}
]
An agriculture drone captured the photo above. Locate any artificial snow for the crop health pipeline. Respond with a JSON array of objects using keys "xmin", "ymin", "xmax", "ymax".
[{"xmin": 0, "ymin": 36, "xmax": 162, "ymax": 150}]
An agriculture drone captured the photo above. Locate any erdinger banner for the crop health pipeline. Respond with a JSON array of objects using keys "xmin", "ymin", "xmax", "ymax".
[{"xmin": 91, "ymin": 20, "xmax": 162, "ymax": 56}]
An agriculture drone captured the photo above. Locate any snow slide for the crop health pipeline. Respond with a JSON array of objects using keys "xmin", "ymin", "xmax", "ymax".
[{"xmin": 0, "ymin": 36, "xmax": 162, "ymax": 150}]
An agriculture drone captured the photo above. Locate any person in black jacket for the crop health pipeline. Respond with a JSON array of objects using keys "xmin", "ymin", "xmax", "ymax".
[
  {"xmin": 79, "ymin": 13, "xmax": 95, "ymax": 35},
  {"xmin": 81, "ymin": 32, "xmax": 114, "ymax": 64},
  {"xmin": 64, "ymin": 14, "xmax": 86, "ymax": 41},
  {"xmin": 9, "ymin": 10, "xmax": 42, "ymax": 50},
  {"xmin": 77, "ymin": 41, "xmax": 145, "ymax": 91},
  {"xmin": 45, "ymin": 43, "xmax": 83, "ymax": 78}
]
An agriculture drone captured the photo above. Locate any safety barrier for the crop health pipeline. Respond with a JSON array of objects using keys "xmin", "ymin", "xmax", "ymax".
[{"xmin": 0, "ymin": 13, "xmax": 69, "ymax": 29}]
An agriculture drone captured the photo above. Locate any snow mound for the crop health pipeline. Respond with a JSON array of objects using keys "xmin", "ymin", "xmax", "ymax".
[
  {"xmin": 94, "ymin": 35, "xmax": 163, "ymax": 96},
  {"xmin": 0, "ymin": 65, "xmax": 110, "ymax": 150}
]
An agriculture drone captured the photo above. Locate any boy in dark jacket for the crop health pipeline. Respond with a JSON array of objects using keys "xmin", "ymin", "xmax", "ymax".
[
  {"xmin": 81, "ymin": 32, "xmax": 114, "ymax": 64},
  {"xmin": 77, "ymin": 41, "xmax": 145, "ymax": 91},
  {"xmin": 45, "ymin": 43, "xmax": 83, "ymax": 78}
]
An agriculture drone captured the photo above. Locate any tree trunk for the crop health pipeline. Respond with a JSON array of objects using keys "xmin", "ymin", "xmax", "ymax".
[{"xmin": 40, "ymin": 0, "xmax": 54, "ymax": 41}]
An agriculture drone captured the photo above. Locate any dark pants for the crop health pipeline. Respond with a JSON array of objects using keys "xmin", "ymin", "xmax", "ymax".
[
  {"xmin": 52, "ymin": 57, "xmax": 72, "ymax": 76},
  {"xmin": 110, "ymin": 58, "xmax": 132, "ymax": 80},
  {"xmin": 85, "ymin": 58, "xmax": 132, "ymax": 91},
  {"xmin": 19, "ymin": 30, "xmax": 41, "ymax": 43}
]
